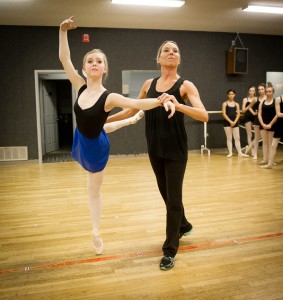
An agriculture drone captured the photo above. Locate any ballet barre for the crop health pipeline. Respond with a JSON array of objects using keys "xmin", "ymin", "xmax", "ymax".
[{"xmin": 201, "ymin": 111, "xmax": 222, "ymax": 156}]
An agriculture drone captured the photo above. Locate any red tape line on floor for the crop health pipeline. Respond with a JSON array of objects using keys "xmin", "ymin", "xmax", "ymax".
[{"xmin": 1, "ymin": 232, "xmax": 282, "ymax": 276}]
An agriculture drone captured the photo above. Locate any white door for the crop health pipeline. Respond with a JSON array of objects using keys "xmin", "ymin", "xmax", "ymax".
[{"xmin": 43, "ymin": 80, "xmax": 59, "ymax": 153}]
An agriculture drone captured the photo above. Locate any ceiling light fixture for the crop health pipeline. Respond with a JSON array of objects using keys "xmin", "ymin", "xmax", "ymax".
[
  {"xmin": 242, "ymin": 5, "xmax": 283, "ymax": 14},
  {"xmin": 112, "ymin": 0, "xmax": 185, "ymax": 8}
]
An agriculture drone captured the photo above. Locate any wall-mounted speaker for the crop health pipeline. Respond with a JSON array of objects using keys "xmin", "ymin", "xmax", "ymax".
[{"xmin": 226, "ymin": 48, "xmax": 248, "ymax": 74}]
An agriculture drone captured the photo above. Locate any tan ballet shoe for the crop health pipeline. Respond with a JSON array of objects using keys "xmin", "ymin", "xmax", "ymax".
[
  {"xmin": 93, "ymin": 236, "xmax": 103, "ymax": 255},
  {"xmin": 93, "ymin": 228, "xmax": 103, "ymax": 255},
  {"xmin": 130, "ymin": 110, "xmax": 144, "ymax": 124},
  {"xmin": 238, "ymin": 153, "xmax": 249, "ymax": 157},
  {"xmin": 260, "ymin": 164, "xmax": 273, "ymax": 169},
  {"xmin": 245, "ymin": 145, "xmax": 251, "ymax": 155}
]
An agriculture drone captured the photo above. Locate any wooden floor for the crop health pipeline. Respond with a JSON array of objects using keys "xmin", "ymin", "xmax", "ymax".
[{"xmin": 0, "ymin": 148, "xmax": 283, "ymax": 300}]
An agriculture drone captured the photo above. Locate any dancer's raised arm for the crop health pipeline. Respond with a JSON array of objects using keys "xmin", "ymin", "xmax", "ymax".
[{"xmin": 59, "ymin": 16, "xmax": 85, "ymax": 91}]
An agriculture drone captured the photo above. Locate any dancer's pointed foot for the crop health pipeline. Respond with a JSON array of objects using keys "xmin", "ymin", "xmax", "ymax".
[
  {"xmin": 129, "ymin": 110, "xmax": 144, "ymax": 124},
  {"xmin": 245, "ymin": 145, "xmax": 252, "ymax": 155},
  {"xmin": 238, "ymin": 153, "xmax": 249, "ymax": 157},
  {"xmin": 227, "ymin": 153, "xmax": 233, "ymax": 158},
  {"xmin": 93, "ymin": 236, "xmax": 103, "ymax": 255},
  {"xmin": 93, "ymin": 229, "xmax": 103, "ymax": 255}
]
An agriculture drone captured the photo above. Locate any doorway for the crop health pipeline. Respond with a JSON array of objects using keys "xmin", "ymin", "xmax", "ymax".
[{"xmin": 34, "ymin": 70, "xmax": 77, "ymax": 163}]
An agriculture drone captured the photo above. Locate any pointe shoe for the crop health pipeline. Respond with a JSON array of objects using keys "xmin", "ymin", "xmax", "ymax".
[
  {"xmin": 245, "ymin": 145, "xmax": 251, "ymax": 155},
  {"xmin": 93, "ymin": 236, "xmax": 103, "ymax": 255},
  {"xmin": 238, "ymin": 153, "xmax": 249, "ymax": 157},
  {"xmin": 130, "ymin": 110, "xmax": 144, "ymax": 124},
  {"xmin": 226, "ymin": 153, "xmax": 233, "ymax": 158}
]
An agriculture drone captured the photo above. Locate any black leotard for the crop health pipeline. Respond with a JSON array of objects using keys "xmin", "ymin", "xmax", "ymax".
[
  {"xmin": 223, "ymin": 102, "xmax": 238, "ymax": 127},
  {"xmin": 71, "ymin": 85, "xmax": 112, "ymax": 172},
  {"xmin": 260, "ymin": 99, "xmax": 276, "ymax": 131}
]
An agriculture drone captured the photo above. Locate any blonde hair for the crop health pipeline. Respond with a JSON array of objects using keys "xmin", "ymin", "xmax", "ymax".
[
  {"xmin": 82, "ymin": 49, "xmax": 109, "ymax": 81},
  {"xmin": 156, "ymin": 40, "xmax": 181, "ymax": 64},
  {"xmin": 266, "ymin": 82, "xmax": 274, "ymax": 93}
]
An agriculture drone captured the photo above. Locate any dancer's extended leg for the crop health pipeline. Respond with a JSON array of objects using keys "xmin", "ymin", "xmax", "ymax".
[{"xmin": 104, "ymin": 110, "xmax": 144, "ymax": 133}]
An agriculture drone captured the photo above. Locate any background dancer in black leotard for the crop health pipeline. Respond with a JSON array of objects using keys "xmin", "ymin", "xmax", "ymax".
[
  {"xmin": 59, "ymin": 17, "xmax": 175, "ymax": 255},
  {"xmin": 242, "ymin": 85, "xmax": 257, "ymax": 155},
  {"xmin": 261, "ymin": 94, "xmax": 283, "ymax": 169},
  {"xmin": 107, "ymin": 40, "xmax": 208, "ymax": 270},
  {"xmin": 251, "ymin": 83, "xmax": 266, "ymax": 160},
  {"xmin": 222, "ymin": 89, "xmax": 249, "ymax": 158},
  {"xmin": 258, "ymin": 83, "xmax": 278, "ymax": 167}
]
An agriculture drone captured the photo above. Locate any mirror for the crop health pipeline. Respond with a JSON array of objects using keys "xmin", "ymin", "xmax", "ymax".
[{"xmin": 122, "ymin": 70, "xmax": 161, "ymax": 98}]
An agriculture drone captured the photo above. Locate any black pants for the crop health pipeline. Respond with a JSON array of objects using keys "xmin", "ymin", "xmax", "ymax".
[{"xmin": 149, "ymin": 154, "xmax": 190, "ymax": 257}]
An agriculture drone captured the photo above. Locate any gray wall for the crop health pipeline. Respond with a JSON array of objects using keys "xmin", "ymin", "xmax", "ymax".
[{"xmin": 1, "ymin": 25, "xmax": 283, "ymax": 159}]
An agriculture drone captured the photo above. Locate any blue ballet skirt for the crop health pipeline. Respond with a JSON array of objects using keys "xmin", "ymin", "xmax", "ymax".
[{"xmin": 71, "ymin": 127, "xmax": 110, "ymax": 173}]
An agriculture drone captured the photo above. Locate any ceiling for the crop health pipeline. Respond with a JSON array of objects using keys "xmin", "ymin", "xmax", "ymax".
[{"xmin": 0, "ymin": 0, "xmax": 283, "ymax": 36}]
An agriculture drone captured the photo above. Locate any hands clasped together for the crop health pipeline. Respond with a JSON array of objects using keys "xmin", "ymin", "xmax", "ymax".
[
  {"xmin": 158, "ymin": 93, "xmax": 179, "ymax": 119},
  {"xmin": 262, "ymin": 123, "xmax": 272, "ymax": 130}
]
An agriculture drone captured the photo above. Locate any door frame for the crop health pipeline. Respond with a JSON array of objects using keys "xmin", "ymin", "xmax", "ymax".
[{"xmin": 34, "ymin": 70, "xmax": 76, "ymax": 163}]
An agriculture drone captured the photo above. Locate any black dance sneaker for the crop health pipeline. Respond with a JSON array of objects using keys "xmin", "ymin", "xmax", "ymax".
[
  {"xmin": 160, "ymin": 256, "xmax": 174, "ymax": 271},
  {"xmin": 179, "ymin": 223, "xmax": 193, "ymax": 239}
]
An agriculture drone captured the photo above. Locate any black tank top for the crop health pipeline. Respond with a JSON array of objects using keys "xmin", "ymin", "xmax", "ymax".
[
  {"xmin": 225, "ymin": 102, "xmax": 237, "ymax": 121},
  {"xmin": 74, "ymin": 85, "xmax": 111, "ymax": 138},
  {"xmin": 145, "ymin": 77, "xmax": 188, "ymax": 162},
  {"xmin": 223, "ymin": 102, "xmax": 238, "ymax": 127}
]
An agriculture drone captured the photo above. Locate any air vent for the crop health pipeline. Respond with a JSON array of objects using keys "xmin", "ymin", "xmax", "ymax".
[{"xmin": 0, "ymin": 147, "xmax": 28, "ymax": 161}]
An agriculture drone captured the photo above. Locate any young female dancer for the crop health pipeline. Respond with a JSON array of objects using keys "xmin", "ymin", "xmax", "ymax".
[
  {"xmin": 222, "ymin": 89, "xmax": 249, "ymax": 158},
  {"xmin": 242, "ymin": 85, "xmax": 256, "ymax": 155},
  {"xmin": 251, "ymin": 83, "xmax": 266, "ymax": 160},
  {"xmin": 258, "ymin": 83, "xmax": 279, "ymax": 167},
  {"xmin": 261, "ymin": 94, "xmax": 283, "ymax": 169},
  {"xmin": 59, "ymin": 17, "xmax": 175, "ymax": 255}
]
